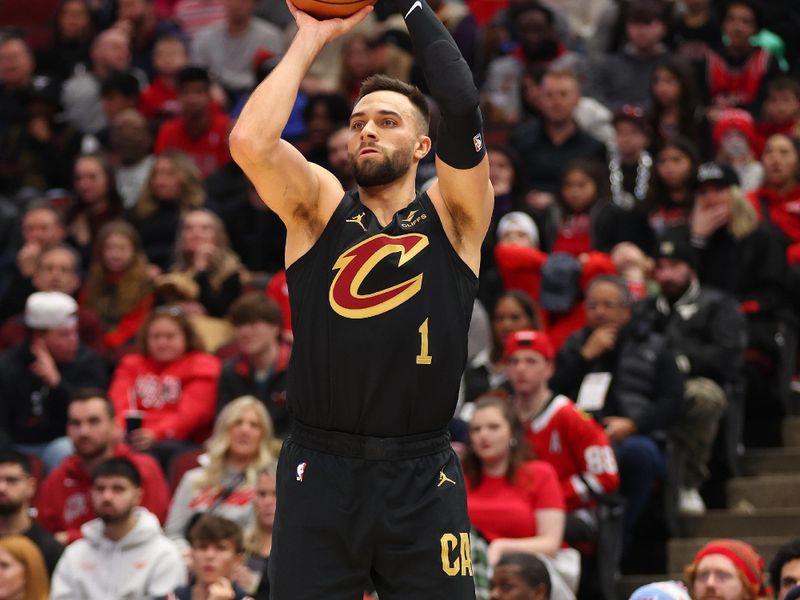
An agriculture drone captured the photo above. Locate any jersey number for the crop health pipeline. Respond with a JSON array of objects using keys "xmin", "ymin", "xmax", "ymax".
[{"xmin": 416, "ymin": 318, "xmax": 433, "ymax": 365}]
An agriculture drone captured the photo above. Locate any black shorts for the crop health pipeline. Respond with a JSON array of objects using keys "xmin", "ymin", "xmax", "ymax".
[{"xmin": 268, "ymin": 422, "xmax": 476, "ymax": 599}]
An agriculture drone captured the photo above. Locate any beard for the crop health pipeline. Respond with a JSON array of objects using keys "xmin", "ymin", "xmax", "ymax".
[
  {"xmin": 76, "ymin": 439, "xmax": 111, "ymax": 462},
  {"xmin": 0, "ymin": 500, "xmax": 23, "ymax": 516},
  {"xmin": 352, "ymin": 145, "xmax": 413, "ymax": 188},
  {"xmin": 660, "ymin": 280, "xmax": 691, "ymax": 304},
  {"xmin": 98, "ymin": 505, "xmax": 134, "ymax": 525}
]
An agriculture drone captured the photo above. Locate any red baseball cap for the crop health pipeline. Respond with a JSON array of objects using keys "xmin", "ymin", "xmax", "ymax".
[{"xmin": 504, "ymin": 330, "xmax": 555, "ymax": 361}]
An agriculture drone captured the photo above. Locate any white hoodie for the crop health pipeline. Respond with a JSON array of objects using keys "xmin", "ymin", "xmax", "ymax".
[{"xmin": 51, "ymin": 507, "xmax": 187, "ymax": 600}]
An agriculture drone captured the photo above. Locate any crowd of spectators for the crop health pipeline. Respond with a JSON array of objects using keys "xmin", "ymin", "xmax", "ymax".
[{"xmin": 2, "ymin": 0, "xmax": 800, "ymax": 597}]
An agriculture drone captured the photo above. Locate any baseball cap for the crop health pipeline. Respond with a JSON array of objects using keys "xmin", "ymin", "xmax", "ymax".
[
  {"xmin": 540, "ymin": 253, "xmax": 581, "ymax": 312},
  {"xmin": 628, "ymin": 581, "xmax": 691, "ymax": 600},
  {"xmin": 497, "ymin": 211, "xmax": 540, "ymax": 247},
  {"xmin": 696, "ymin": 162, "xmax": 739, "ymax": 188},
  {"xmin": 655, "ymin": 228, "xmax": 698, "ymax": 270},
  {"xmin": 613, "ymin": 105, "xmax": 652, "ymax": 137},
  {"xmin": 24, "ymin": 291, "xmax": 78, "ymax": 329},
  {"xmin": 504, "ymin": 329, "xmax": 555, "ymax": 361}
]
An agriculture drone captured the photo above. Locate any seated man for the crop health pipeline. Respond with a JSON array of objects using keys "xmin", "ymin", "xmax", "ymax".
[
  {"xmin": 217, "ymin": 294, "xmax": 290, "ymax": 437},
  {"xmin": 504, "ymin": 329, "xmax": 619, "ymax": 544},
  {"xmin": 37, "ymin": 389, "xmax": 170, "ymax": 543},
  {"xmin": 0, "ymin": 244, "xmax": 104, "ymax": 352},
  {"xmin": 156, "ymin": 514, "xmax": 253, "ymax": 600},
  {"xmin": 550, "ymin": 275, "xmax": 686, "ymax": 545},
  {"xmin": 50, "ymin": 457, "xmax": 186, "ymax": 599},
  {"xmin": 0, "ymin": 292, "xmax": 108, "ymax": 470},
  {"xmin": 635, "ymin": 229, "xmax": 747, "ymax": 513},
  {"xmin": 0, "ymin": 448, "xmax": 63, "ymax": 575},
  {"xmin": 0, "ymin": 203, "xmax": 65, "ymax": 323}
]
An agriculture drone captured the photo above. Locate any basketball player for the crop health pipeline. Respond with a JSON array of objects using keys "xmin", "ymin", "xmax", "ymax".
[{"xmin": 229, "ymin": 0, "xmax": 493, "ymax": 596}]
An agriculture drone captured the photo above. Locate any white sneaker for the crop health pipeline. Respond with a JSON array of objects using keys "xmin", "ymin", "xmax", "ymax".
[{"xmin": 679, "ymin": 487, "xmax": 706, "ymax": 515}]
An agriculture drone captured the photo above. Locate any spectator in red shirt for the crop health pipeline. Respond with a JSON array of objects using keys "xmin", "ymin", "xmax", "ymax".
[
  {"xmin": 36, "ymin": 389, "xmax": 170, "ymax": 544},
  {"xmin": 504, "ymin": 330, "xmax": 619, "ymax": 545},
  {"xmin": 139, "ymin": 34, "xmax": 188, "ymax": 124},
  {"xmin": 108, "ymin": 305, "xmax": 221, "ymax": 472},
  {"xmin": 463, "ymin": 397, "xmax": 566, "ymax": 566},
  {"xmin": 757, "ymin": 77, "xmax": 800, "ymax": 142},
  {"xmin": 155, "ymin": 66, "xmax": 230, "ymax": 179}
]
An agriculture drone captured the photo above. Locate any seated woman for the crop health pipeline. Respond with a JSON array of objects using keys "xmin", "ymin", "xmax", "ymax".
[
  {"xmin": 109, "ymin": 305, "xmax": 221, "ymax": 472},
  {"xmin": 464, "ymin": 397, "xmax": 575, "ymax": 596},
  {"xmin": 0, "ymin": 535, "xmax": 49, "ymax": 600},
  {"xmin": 168, "ymin": 208, "xmax": 242, "ymax": 318},
  {"xmin": 165, "ymin": 396, "xmax": 276, "ymax": 548},
  {"xmin": 80, "ymin": 220, "xmax": 154, "ymax": 354},
  {"xmin": 235, "ymin": 463, "xmax": 277, "ymax": 598}
]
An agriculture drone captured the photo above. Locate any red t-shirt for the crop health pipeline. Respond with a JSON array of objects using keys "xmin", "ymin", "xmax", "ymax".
[
  {"xmin": 552, "ymin": 214, "xmax": 592, "ymax": 257},
  {"xmin": 466, "ymin": 461, "xmax": 564, "ymax": 541},
  {"xmin": 155, "ymin": 113, "xmax": 231, "ymax": 178}
]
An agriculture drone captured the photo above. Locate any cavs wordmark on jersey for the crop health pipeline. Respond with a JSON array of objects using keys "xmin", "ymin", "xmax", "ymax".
[{"xmin": 286, "ymin": 191, "xmax": 478, "ymax": 437}]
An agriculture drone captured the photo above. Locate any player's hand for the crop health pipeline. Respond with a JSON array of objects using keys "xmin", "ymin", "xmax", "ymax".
[
  {"xmin": 603, "ymin": 416, "xmax": 636, "ymax": 443},
  {"xmin": 129, "ymin": 428, "xmax": 156, "ymax": 451},
  {"xmin": 208, "ymin": 577, "xmax": 236, "ymax": 600},
  {"xmin": 580, "ymin": 325, "xmax": 617, "ymax": 361},
  {"xmin": 286, "ymin": 0, "xmax": 373, "ymax": 43}
]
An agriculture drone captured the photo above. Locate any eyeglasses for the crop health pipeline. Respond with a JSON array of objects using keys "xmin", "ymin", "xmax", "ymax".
[{"xmin": 153, "ymin": 305, "xmax": 184, "ymax": 318}]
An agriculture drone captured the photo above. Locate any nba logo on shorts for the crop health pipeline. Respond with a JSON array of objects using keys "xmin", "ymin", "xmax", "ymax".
[
  {"xmin": 296, "ymin": 462, "xmax": 307, "ymax": 482},
  {"xmin": 473, "ymin": 133, "xmax": 483, "ymax": 153}
]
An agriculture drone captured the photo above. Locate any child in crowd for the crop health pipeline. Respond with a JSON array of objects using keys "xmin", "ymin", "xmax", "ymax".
[
  {"xmin": 609, "ymin": 106, "xmax": 653, "ymax": 209},
  {"xmin": 139, "ymin": 35, "xmax": 189, "ymax": 124},
  {"xmin": 713, "ymin": 108, "xmax": 764, "ymax": 192},
  {"xmin": 646, "ymin": 136, "xmax": 701, "ymax": 235},
  {"xmin": 81, "ymin": 220, "xmax": 154, "ymax": 352},
  {"xmin": 757, "ymin": 76, "xmax": 800, "ymax": 141}
]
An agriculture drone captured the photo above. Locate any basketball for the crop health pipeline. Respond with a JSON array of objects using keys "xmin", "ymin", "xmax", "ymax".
[{"xmin": 292, "ymin": 0, "xmax": 376, "ymax": 19}]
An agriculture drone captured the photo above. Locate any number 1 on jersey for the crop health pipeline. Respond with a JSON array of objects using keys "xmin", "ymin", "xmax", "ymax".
[{"xmin": 416, "ymin": 318, "xmax": 433, "ymax": 365}]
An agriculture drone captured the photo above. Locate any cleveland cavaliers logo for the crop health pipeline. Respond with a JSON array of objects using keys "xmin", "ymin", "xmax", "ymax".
[{"xmin": 329, "ymin": 233, "xmax": 429, "ymax": 319}]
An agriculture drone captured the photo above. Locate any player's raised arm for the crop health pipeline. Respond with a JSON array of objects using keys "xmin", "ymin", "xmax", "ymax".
[
  {"xmin": 229, "ymin": 3, "xmax": 371, "ymax": 254},
  {"xmin": 396, "ymin": 0, "xmax": 493, "ymax": 269}
]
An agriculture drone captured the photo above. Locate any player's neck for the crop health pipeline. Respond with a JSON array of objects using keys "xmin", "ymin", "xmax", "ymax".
[
  {"xmin": 358, "ymin": 176, "xmax": 418, "ymax": 227},
  {"xmin": 0, "ymin": 507, "xmax": 31, "ymax": 536}
]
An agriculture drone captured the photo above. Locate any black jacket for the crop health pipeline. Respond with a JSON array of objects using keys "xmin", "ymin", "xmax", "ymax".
[
  {"xmin": 550, "ymin": 319, "xmax": 686, "ymax": 435},
  {"xmin": 0, "ymin": 341, "xmax": 108, "ymax": 445},
  {"xmin": 634, "ymin": 281, "xmax": 747, "ymax": 385}
]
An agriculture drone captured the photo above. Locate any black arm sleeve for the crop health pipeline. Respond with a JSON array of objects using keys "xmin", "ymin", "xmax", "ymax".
[{"xmin": 394, "ymin": 0, "xmax": 485, "ymax": 169}]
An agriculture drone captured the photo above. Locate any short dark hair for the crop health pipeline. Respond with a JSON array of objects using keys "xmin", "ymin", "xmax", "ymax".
[
  {"xmin": 0, "ymin": 448, "xmax": 32, "ymax": 476},
  {"xmin": 138, "ymin": 305, "xmax": 204, "ymax": 355},
  {"xmin": 229, "ymin": 293, "xmax": 282, "ymax": 327},
  {"xmin": 91, "ymin": 457, "xmax": 141, "ymax": 487},
  {"xmin": 70, "ymin": 388, "xmax": 116, "ymax": 419},
  {"xmin": 587, "ymin": 274, "xmax": 634, "ymax": 306},
  {"xmin": 357, "ymin": 74, "xmax": 431, "ymax": 134},
  {"xmin": 769, "ymin": 538, "xmax": 800, "ymax": 595},
  {"xmin": 496, "ymin": 553, "xmax": 551, "ymax": 596},
  {"xmin": 100, "ymin": 70, "xmax": 140, "ymax": 100},
  {"xmin": 724, "ymin": 0, "xmax": 762, "ymax": 30},
  {"xmin": 514, "ymin": 2, "xmax": 555, "ymax": 26},
  {"xmin": 176, "ymin": 66, "xmax": 210, "ymax": 89},
  {"xmin": 35, "ymin": 243, "xmax": 80, "ymax": 273},
  {"xmin": 626, "ymin": 0, "xmax": 667, "ymax": 24},
  {"xmin": 188, "ymin": 514, "xmax": 244, "ymax": 553}
]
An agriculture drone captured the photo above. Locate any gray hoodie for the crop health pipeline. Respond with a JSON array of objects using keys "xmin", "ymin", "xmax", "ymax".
[{"xmin": 50, "ymin": 508, "xmax": 187, "ymax": 600}]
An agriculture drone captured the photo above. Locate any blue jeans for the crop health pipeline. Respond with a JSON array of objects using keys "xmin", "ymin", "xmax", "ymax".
[
  {"xmin": 616, "ymin": 435, "xmax": 665, "ymax": 546},
  {"xmin": 15, "ymin": 437, "xmax": 74, "ymax": 473}
]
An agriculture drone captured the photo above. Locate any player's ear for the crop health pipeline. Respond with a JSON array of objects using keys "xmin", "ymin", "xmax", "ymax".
[{"xmin": 414, "ymin": 134, "xmax": 432, "ymax": 160}]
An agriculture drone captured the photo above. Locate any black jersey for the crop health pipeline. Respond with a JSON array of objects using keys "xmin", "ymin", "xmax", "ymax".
[{"xmin": 285, "ymin": 190, "xmax": 478, "ymax": 437}]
